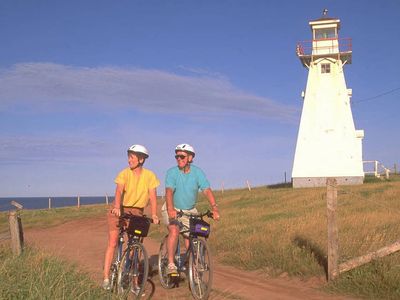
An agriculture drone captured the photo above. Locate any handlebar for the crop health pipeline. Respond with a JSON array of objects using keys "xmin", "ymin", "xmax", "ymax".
[
  {"xmin": 120, "ymin": 213, "xmax": 158, "ymax": 224},
  {"xmin": 176, "ymin": 210, "xmax": 213, "ymax": 219}
]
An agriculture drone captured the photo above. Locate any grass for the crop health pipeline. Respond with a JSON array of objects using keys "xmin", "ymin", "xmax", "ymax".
[
  {"xmin": 202, "ymin": 176, "xmax": 400, "ymax": 299},
  {"xmin": 2, "ymin": 175, "xmax": 400, "ymax": 299},
  {"xmin": 0, "ymin": 204, "xmax": 108, "ymax": 234},
  {"xmin": 0, "ymin": 245, "xmax": 111, "ymax": 300}
]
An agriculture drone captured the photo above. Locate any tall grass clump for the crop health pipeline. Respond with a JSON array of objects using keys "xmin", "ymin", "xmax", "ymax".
[
  {"xmin": 200, "ymin": 179, "xmax": 400, "ymax": 299},
  {"xmin": 0, "ymin": 245, "xmax": 110, "ymax": 299}
]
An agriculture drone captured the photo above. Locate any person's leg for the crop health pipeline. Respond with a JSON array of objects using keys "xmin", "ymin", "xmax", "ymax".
[
  {"xmin": 103, "ymin": 208, "xmax": 120, "ymax": 287},
  {"xmin": 167, "ymin": 223, "xmax": 179, "ymax": 265},
  {"xmin": 103, "ymin": 229, "xmax": 119, "ymax": 280}
]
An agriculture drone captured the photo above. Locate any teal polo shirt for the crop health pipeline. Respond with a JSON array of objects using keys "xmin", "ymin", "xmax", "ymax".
[{"xmin": 165, "ymin": 165, "xmax": 210, "ymax": 210}]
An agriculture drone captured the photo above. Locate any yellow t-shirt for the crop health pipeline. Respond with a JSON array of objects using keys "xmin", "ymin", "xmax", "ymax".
[{"xmin": 114, "ymin": 168, "xmax": 160, "ymax": 208}]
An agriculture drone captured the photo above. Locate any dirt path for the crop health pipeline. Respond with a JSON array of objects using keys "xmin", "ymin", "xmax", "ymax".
[{"xmin": 26, "ymin": 217, "xmax": 354, "ymax": 300}]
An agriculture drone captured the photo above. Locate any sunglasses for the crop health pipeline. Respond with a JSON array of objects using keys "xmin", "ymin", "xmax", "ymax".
[{"xmin": 175, "ymin": 154, "xmax": 188, "ymax": 160}]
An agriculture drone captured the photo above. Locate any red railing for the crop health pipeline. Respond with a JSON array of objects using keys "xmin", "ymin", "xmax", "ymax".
[{"xmin": 296, "ymin": 37, "xmax": 352, "ymax": 56}]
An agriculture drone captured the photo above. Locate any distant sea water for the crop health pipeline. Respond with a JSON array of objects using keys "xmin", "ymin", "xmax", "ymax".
[{"xmin": 0, "ymin": 196, "xmax": 115, "ymax": 212}]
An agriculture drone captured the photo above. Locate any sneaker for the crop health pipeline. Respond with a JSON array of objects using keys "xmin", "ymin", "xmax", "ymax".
[
  {"xmin": 167, "ymin": 263, "xmax": 178, "ymax": 275},
  {"xmin": 102, "ymin": 279, "xmax": 111, "ymax": 290}
]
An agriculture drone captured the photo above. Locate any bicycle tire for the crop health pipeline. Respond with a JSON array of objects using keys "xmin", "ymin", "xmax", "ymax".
[
  {"xmin": 158, "ymin": 235, "xmax": 176, "ymax": 289},
  {"xmin": 188, "ymin": 238, "xmax": 213, "ymax": 300},
  {"xmin": 117, "ymin": 242, "xmax": 149, "ymax": 299}
]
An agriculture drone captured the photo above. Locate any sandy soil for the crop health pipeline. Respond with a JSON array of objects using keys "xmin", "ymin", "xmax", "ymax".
[{"xmin": 25, "ymin": 216, "xmax": 355, "ymax": 300}]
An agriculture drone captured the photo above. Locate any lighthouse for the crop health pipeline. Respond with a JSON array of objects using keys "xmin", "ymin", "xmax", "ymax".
[{"xmin": 292, "ymin": 10, "xmax": 364, "ymax": 188}]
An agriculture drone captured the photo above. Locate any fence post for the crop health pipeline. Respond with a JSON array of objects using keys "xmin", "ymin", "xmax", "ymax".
[
  {"xmin": 221, "ymin": 181, "xmax": 225, "ymax": 194},
  {"xmin": 327, "ymin": 178, "xmax": 338, "ymax": 281},
  {"xmin": 246, "ymin": 180, "xmax": 251, "ymax": 191},
  {"xmin": 48, "ymin": 197, "xmax": 51, "ymax": 209},
  {"xmin": 394, "ymin": 164, "xmax": 397, "ymax": 175},
  {"xmin": 77, "ymin": 195, "xmax": 80, "ymax": 208},
  {"xmin": 8, "ymin": 210, "xmax": 24, "ymax": 255}
]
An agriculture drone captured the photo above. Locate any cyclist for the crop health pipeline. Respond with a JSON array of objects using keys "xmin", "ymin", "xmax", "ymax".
[
  {"xmin": 161, "ymin": 143, "xmax": 220, "ymax": 275},
  {"xmin": 102, "ymin": 144, "xmax": 160, "ymax": 290}
]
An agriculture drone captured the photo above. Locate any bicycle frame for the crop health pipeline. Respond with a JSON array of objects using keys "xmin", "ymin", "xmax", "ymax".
[
  {"xmin": 110, "ymin": 214, "xmax": 152, "ymax": 298},
  {"xmin": 158, "ymin": 210, "xmax": 213, "ymax": 299},
  {"xmin": 173, "ymin": 228, "xmax": 201, "ymax": 274}
]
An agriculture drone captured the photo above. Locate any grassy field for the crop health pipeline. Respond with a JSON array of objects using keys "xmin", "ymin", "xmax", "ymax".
[
  {"xmin": 0, "ymin": 245, "xmax": 111, "ymax": 299},
  {"xmin": 0, "ymin": 204, "xmax": 108, "ymax": 234},
  {"xmin": 1, "ymin": 174, "xmax": 400, "ymax": 299},
  {"xmin": 203, "ymin": 174, "xmax": 400, "ymax": 299}
]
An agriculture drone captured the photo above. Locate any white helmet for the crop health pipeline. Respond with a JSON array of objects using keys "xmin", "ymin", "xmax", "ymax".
[
  {"xmin": 175, "ymin": 143, "xmax": 195, "ymax": 157},
  {"xmin": 127, "ymin": 144, "xmax": 149, "ymax": 158}
]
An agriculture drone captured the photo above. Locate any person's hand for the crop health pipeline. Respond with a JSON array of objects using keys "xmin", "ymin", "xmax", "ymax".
[
  {"xmin": 152, "ymin": 215, "xmax": 160, "ymax": 225},
  {"xmin": 212, "ymin": 207, "xmax": 220, "ymax": 221},
  {"xmin": 112, "ymin": 207, "xmax": 121, "ymax": 217},
  {"xmin": 167, "ymin": 208, "xmax": 177, "ymax": 219}
]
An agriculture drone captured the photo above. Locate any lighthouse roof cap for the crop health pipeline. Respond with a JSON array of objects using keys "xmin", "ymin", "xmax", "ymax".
[{"xmin": 309, "ymin": 17, "xmax": 341, "ymax": 30}]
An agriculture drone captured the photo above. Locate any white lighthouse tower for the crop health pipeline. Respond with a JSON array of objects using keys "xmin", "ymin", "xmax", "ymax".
[{"xmin": 292, "ymin": 10, "xmax": 364, "ymax": 188}]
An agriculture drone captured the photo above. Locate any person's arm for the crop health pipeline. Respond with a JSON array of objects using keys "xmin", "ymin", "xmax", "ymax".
[
  {"xmin": 148, "ymin": 188, "xmax": 159, "ymax": 224},
  {"xmin": 165, "ymin": 187, "xmax": 177, "ymax": 219},
  {"xmin": 112, "ymin": 183, "xmax": 124, "ymax": 217},
  {"xmin": 203, "ymin": 188, "xmax": 220, "ymax": 221}
]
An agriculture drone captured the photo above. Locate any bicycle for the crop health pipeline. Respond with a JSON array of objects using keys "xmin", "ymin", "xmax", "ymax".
[
  {"xmin": 158, "ymin": 210, "xmax": 214, "ymax": 300},
  {"xmin": 109, "ymin": 214, "xmax": 155, "ymax": 299}
]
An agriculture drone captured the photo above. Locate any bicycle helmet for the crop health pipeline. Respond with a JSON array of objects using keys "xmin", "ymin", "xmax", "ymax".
[
  {"xmin": 127, "ymin": 144, "xmax": 149, "ymax": 158},
  {"xmin": 175, "ymin": 143, "xmax": 195, "ymax": 157}
]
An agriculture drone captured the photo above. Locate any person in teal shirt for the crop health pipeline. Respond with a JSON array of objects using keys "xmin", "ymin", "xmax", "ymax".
[{"xmin": 162, "ymin": 143, "xmax": 220, "ymax": 275}]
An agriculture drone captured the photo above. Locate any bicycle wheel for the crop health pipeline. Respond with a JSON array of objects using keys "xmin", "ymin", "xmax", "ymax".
[
  {"xmin": 117, "ymin": 242, "xmax": 149, "ymax": 299},
  {"xmin": 158, "ymin": 235, "xmax": 175, "ymax": 289},
  {"xmin": 188, "ymin": 238, "xmax": 213, "ymax": 300}
]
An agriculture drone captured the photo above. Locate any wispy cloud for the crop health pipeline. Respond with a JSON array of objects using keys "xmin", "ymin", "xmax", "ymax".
[
  {"xmin": 0, "ymin": 63, "xmax": 298, "ymax": 121},
  {"xmin": 0, "ymin": 134, "xmax": 112, "ymax": 165}
]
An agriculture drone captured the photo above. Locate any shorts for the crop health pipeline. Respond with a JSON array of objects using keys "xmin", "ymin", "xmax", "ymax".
[
  {"xmin": 107, "ymin": 206, "xmax": 144, "ymax": 232},
  {"xmin": 161, "ymin": 202, "xmax": 198, "ymax": 235}
]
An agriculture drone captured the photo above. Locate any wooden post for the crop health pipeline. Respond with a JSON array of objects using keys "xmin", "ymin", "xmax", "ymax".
[
  {"xmin": 48, "ymin": 197, "xmax": 51, "ymax": 209},
  {"xmin": 385, "ymin": 168, "xmax": 390, "ymax": 179},
  {"xmin": 327, "ymin": 178, "xmax": 338, "ymax": 281},
  {"xmin": 246, "ymin": 180, "xmax": 251, "ymax": 191},
  {"xmin": 284, "ymin": 172, "xmax": 287, "ymax": 183},
  {"xmin": 394, "ymin": 163, "xmax": 397, "ymax": 174},
  {"xmin": 221, "ymin": 181, "xmax": 225, "ymax": 194},
  {"xmin": 374, "ymin": 160, "xmax": 378, "ymax": 177},
  {"xmin": 8, "ymin": 211, "xmax": 23, "ymax": 255},
  {"xmin": 77, "ymin": 195, "xmax": 80, "ymax": 208},
  {"xmin": 105, "ymin": 194, "xmax": 109, "ymax": 205}
]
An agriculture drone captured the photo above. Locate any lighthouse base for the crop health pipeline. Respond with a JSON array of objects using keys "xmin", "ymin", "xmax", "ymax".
[{"xmin": 292, "ymin": 176, "xmax": 364, "ymax": 188}]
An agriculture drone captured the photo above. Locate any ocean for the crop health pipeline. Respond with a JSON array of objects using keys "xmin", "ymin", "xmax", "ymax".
[{"xmin": 0, "ymin": 196, "xmax": 114, "ymax": 212}]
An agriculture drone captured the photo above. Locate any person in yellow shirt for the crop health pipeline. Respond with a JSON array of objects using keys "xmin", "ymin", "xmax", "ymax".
[{"xmin": 102, "ymin": 144, "xmax": 160, "ymax": 290}]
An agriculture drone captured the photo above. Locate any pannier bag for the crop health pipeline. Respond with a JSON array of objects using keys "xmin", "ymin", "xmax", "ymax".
[
  {"xmin": 126, "ymin": 215, "xmax": 150, "ymax": 237},
  {"xmin": 189, "ymin": 218, "xmax": 210, "ymax": 238}
]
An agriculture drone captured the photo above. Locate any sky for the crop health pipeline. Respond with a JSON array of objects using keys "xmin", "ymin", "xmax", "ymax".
[{"xmin": 0, "ymin": 0, "xmax": 399, "ymax": 197}]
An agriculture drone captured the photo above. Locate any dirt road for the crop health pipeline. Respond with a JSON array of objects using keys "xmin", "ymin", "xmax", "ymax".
[{"xmin": 26, "ymin": 216, "xmax": 354, "ymax": 300}]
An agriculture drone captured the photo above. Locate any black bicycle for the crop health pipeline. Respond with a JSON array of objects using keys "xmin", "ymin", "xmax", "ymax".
[
  {"xmin": 109, "ymin": 214, "xmax": 154, "ymax": 299},
  {"xmin": 158, "ymin": 210, "xmax": 214, "ymax": 300}
]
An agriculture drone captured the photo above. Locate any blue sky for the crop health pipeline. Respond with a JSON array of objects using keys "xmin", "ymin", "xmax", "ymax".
[{"xmin": 0, "ymin": 1, "xmax": 399, "ymax": 197}]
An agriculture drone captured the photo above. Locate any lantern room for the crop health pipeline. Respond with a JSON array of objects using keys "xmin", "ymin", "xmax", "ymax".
[{"xmin": 296, "ymin": 10, "xmax": 352, "ymax": 68}]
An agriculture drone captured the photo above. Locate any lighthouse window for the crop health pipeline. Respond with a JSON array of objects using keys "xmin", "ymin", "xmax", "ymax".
[
  {"xmin": 321, "ymin": 63, "xmax": 331, "ymax": 73},
  {"xmin": 315, "ymin": 28, "xmax": 336, "ymax": 39}
]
